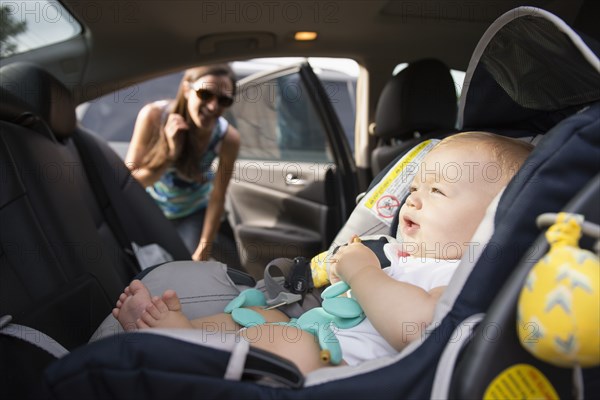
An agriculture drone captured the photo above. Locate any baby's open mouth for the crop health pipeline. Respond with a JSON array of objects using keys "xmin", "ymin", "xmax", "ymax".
[
  {"xmin": 404, "ymin": 217, "xmax": 418, "ymax": 228},
  {"xmin": 403, "ymin": 216, "xmax": 420, "ymax": 234}
]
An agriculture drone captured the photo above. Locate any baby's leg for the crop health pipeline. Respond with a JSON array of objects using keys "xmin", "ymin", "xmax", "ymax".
[
  {"xmin": 136, "ymin": 290, "xmax": 194, "ymax": 329},
  {"xmin": 131, "ymin": 291, "xmax": 328, "ymax": 374},
  {"xmin": 241, "ymin": 325, "xmax": 326, "ymax": 375},
  {"xmin": 112, "ymin": 279, "xmax": 153, "ymax": 331},
  {"xmin": 137, "ymin": 291, "xmax": 290, "ymax": 331}
]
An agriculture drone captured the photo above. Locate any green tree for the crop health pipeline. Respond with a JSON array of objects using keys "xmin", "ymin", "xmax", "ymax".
[{"xmin": 1, "ymin": 5, "xmax": 27, "ymax": 57}]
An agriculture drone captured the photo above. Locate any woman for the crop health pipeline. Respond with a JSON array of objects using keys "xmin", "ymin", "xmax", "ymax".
[{"xmin": 126, "ymin": 64, "xmax": 240, "ymax": 262}]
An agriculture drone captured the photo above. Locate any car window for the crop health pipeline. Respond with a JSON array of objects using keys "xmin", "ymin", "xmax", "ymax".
[
  {"xmin": 324, "ymin": 78, "xmax": 356, "ymax": 152},
  {"xmin": 0, "ymin": 0, "xmax": 81, "ymax": 58},
  {"xmin": 229, "ymin": 72, "xmax": 333, "ymax": 163},
  {"xmin": 76, "ymin": 58, "xmax": 357, "ymax": 160},
  {"xmin": 76, "ymin": 72, "xmax": 183, "ymax": 142}
]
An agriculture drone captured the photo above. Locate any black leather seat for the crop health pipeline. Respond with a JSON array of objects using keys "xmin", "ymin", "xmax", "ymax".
[
  {"xmin": 0, "ymin": 62, "xmax": 191, "ymax": 398},
  {"xmin": 370, "ymin": 58, "xmax": 458, "ymax": 175}
]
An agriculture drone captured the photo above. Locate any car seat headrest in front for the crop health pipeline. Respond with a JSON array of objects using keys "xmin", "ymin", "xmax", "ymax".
[
  {"xmin": 0, "ymin": 86, "xmax": 35, "ymax": 122},
  {"xmin": 0, "ymin": 62, "xmax": 76, "ymax": 139},
  {"xmin": 374, "ymin": 58, "xmax": 457, "ymax": 141}
]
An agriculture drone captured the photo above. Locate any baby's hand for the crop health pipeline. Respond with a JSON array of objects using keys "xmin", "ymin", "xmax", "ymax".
[
  {"xmin": 332, "ymin": 235, "xmax": 380, "ymax": 285},
  {"xmin": 327, "ymin": 253, "xmax": 341, "ymax": 285},
  {"xmin": 328, "ymin": 235, "xmax": 359, "ymax": 283}
]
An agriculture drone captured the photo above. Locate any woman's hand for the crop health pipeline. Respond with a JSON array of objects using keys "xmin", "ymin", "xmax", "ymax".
[
  {"xmin": 192, "ymin": 241, "xmax": 212, "ymax": 261},
  {"xmin": 331, "ymin": 235, "xmax": 380, "ymax": 285},
  {"xmin": 164, "ymin": 113, "xmax": 189, "ymax": 161}
]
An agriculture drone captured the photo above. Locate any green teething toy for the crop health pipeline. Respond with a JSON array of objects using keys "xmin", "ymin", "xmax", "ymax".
[
  {"xmin": 231, "ymin": 307, "xmax": 266, "ymax": 326},
  {"xmin": 321, "ymin": 281, "xmax": 351, "ymax": 298},
  {"xmin": 294, "ymin": 281, "xmax": 365, "ymax": 365},
  {"xmin": 223, "ymin": 281, "xmax": 365, "ymax": 365},
  {"xmin": 224, "ymin": 288, "xmax": 268, "ymax": 326},
  {"xmin": 224, "ymin": 289, "xmax": 267, "ymax": 313}
]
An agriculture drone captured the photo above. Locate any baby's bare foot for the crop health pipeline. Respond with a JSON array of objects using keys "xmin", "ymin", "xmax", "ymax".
[
  {"xmin": 136, "ymin": 290, "xmax": 194, "ymax": 329},
  {"xmin": 112, "ymin": 280, "xmax": 153, "ymax": 331}
]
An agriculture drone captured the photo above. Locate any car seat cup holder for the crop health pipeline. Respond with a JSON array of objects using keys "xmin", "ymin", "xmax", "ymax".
[{"xmin": 517, "ymin": 212, "xmax": 600, "ymax": 372}]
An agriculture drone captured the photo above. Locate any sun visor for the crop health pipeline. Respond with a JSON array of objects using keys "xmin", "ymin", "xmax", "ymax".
[{"xmin": 458, "ymin": 7, "xmax": 600, "ymax": 133}]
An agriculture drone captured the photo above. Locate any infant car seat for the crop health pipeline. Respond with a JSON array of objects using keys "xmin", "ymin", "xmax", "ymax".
[{"xmin": 30, "ymin": 7, "xmax": 600, "ymax": 399}]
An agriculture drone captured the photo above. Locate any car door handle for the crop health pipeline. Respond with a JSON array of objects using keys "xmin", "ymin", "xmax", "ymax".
[{"xmin": 285, "ymin": 173, "xmax": 307, "ymax": 186}]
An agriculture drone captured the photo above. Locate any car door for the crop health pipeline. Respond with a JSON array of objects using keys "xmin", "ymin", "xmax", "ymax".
[{"xmin": 225, "ymin": 63, "xmax": 357, "ymax": 277}]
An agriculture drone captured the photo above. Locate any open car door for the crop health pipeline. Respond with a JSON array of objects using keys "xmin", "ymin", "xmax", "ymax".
[{"xmin": 225, "ymin": 63, "xmax": 357, "ymax": 277}]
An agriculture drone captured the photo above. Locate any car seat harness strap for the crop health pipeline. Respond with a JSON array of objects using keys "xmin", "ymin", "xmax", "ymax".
[{"xmin": 0, "ymin": 315, "xmax": 69, "ymax": 359}]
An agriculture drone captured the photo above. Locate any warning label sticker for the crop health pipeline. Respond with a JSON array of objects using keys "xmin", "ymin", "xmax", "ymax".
[
  {"xmin": 376, "ymin": 195, "xmax": 400, "ymax": 219},
  {"xmin": 483, "ymin": 364, "xmax": 560, "ymax": 400},
  {"xmin": 363, "ymin": 140, "xmax": 438, "ymax": 226}
]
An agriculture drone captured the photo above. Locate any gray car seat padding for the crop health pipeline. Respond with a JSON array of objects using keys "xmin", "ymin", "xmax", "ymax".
[
  {"xmin": 91, "ymin": 261, "xmax": 247, "ymax": 341},
  {"xmin": 92, "ymin": 258, "xmax": 324, "ymax": 341}
]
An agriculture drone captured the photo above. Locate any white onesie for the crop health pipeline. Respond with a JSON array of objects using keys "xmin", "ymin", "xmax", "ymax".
[{"xmin": 335, "ymin": 243, "xmax": 460, "ymax": 366}]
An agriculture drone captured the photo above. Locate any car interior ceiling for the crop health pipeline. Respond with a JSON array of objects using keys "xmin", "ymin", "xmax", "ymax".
[{"xmin": 2, "ymin": 1, "xmax": 592, "ymax": 104}]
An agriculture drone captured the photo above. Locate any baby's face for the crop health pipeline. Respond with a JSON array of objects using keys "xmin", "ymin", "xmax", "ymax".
[{"xmin": 399, "ymin": 142, "xmax": 504, "ymax": 259}]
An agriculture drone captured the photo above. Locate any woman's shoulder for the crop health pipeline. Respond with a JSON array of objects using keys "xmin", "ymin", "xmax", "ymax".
[
  {"xmin": 215, "ymin": 119, "xmax": 240, "ymax": 159},
  {"xmin": 215, "ymin": 116, "xmax": 229, "ymax": 136},
  {"xmin": 222, "ymin": 120, "xmax": 240, "ymax": 145},
  {"xmin": 139, "ymin": 100, "xmax": 173, "ymax": 121}
]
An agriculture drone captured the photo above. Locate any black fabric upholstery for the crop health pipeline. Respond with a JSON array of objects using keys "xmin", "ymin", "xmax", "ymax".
[
  {"xmin": 0, "ymin": 62, "xmax": 76, "ymax": 139},
  {"xmin": 0, "ymin": 62, "xmax": 190, "ymax": 398},
  {"xmin": 373, "ymin": 59, "xmax": 457, "ymax": 141},
  {"xmin": 0, "ymin": 87, "xmax": 34, "ymax": 122},
  {"xmin": 73, "ymin": 127, "xmax": 191, "ymax": 260},
  {"xmin": 370, "ymin": 59, "xmax": 457, "ymax": 175}
]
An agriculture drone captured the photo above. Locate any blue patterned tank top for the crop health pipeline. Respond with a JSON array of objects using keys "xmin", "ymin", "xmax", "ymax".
[{"xmin": 146, "ymin": 103, "xmax": 229, "ymax": 219}]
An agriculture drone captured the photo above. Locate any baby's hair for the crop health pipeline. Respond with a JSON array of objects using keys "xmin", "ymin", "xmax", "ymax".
[{"xmin": 434, "ymin": 131, "xmax": 534, "ymax": 185}]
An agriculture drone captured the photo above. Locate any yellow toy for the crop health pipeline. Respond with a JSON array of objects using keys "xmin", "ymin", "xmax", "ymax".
[
  {"xmin": 311, "ymin": 250, "xmax": 331, "ymax": 288},
  {"xmin": 311, "ymin": 236, "xmax": 365, "ymax": 288},
  {"xmin": 517, "ymin": 212, "xmax": 600, "ymax": 368}
]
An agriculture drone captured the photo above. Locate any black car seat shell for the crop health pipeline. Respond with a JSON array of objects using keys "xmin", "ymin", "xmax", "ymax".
[{"xmin": 370, "ymin": 58, "xmax": 457, "ymax": 175}]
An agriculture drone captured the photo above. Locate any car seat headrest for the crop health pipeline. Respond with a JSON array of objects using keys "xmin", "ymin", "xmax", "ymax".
[
  {"xmin": 0, "ymin": 86, "xmax": 36, "ymax": 122},
  {"xmin": 0, "ymin": 62, "xmax": 76, "ymax": 139},
  {"xmin": 374, "ymin": 58, "xmax": 457, "ymax": 141}
]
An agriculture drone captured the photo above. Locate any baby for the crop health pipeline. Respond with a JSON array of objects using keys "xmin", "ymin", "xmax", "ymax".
[{"xmin": 113, "ymin": 131, "xmax": 533, "ymax": 374}]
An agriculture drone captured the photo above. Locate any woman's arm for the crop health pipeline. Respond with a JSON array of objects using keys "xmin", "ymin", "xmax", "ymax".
[
  {"xmin": 335, "ymin": 242, "xmax": 445, "ymax": 350},
  {"xmin": 125, "ymin": 104, "xmax": 170, "ymax": 187},
  {"xmin": 193, "ymin": 124, "xmax": 241, "ymax": 261}
]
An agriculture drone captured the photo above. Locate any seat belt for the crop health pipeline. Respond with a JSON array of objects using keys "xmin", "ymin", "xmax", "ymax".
[{"xmin": 0, "ymin": 315, "xmax": 69, "ymax": 359}]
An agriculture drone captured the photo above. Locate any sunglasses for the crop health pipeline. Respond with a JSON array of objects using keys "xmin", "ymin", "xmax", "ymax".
[{"xmin": 190, "ymin": 84, "xmax": 234, "ymax": 108}]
